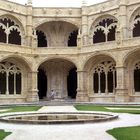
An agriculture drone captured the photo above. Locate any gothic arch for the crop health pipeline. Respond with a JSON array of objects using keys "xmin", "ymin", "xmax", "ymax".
[
  {"xmin": 34, "ymin": 19, "xmax": 80, "ymax": 29},
  {"xmin": 89, "ymin": 15, "xmax": 118, "ymax": 44},
  {"xmin": 129, "ymin": 7, "xmax": 140, "ymax": 27},
  {"xmin": 0, "ymin": 55, "xmax": 32, "ymax": 72},
  {"xmin": 123, "ymin": 48, "xmax": 140, "ymax": 66},
  {"xmin": 0, "ymin": 14, "xmax": 25, "ymax": 45},
  {"xmin": 123, "ymin": 49, "xmax": 140, "ymax": 95},
  {"xmin": 0, "ymin": 14, "xmax": 25, "ymax": 37},
  {"xmin": 83, "ymin": 53, "xmax": 116, "ymax": 71},
  {"xmin": 83, "ymin": 54, "xmax": 116, "ymax": 95},
  {"xmin": 0, "ymin": 56, "xmax": 31, "ymax": 96},
  {"xmin": 35, "ymin": 20, "xmax": 79, "ymax": 47},
  {"xmin": 37, "ymin": 57, "xmax": 78, "ymax": 100},
  {"xmin": 129, "ymin": 7, "xmax": 140, "ymax": 37},
  {"xmin": 36, "ymin": 56, "xmax": 78, "ymax": 70}
]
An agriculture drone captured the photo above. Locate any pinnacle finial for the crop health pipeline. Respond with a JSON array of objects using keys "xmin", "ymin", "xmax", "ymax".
[
  {"xmin": 82, "ymin": 0, "xmax": 87, "ymax": 6},
  {"xmin": 27, "ymin": 0, "xmax": 32, "ymax": 5}
]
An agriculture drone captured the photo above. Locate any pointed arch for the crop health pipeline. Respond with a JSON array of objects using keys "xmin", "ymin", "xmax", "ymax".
[
  {"xmin": 0, "ymin": 14, "xmax": 25, "ymax": 45},
  {"xmin": 89, "ymin": 15, "xmax": 118, "ymax": 44}
]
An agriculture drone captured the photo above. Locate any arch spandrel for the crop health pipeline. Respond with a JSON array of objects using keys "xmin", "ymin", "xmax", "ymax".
[
  {"xmin": 0, "ymin": 55, "xmax": 32, "ymax": 72},
  {"xmin": 129, "ymin": 6, "xmax": 140, "ymax": 27},
  {"xmin": 123, "ymin": 48, "xmax": 140, "ymax": 67},
  {"xmin": 34, "ymin": 19, "xmax": 80, "ymax": 29},
  {"xmin": 82, "ymin": 53, "xmax": 117, "ymax": 71},
  {"xmin": 36, "ymin": 56, "xmax": 79, "ymax": 71}
]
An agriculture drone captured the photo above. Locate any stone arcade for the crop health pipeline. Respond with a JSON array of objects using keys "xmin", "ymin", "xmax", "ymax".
[{"xmin": 0, "ymin": 0, "xmax": 140, "ymax": 103}]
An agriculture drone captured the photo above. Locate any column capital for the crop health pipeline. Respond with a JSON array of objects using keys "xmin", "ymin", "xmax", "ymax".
[
  {"xmin": 116, "ymin": 65, "xmax": 126, "ymax": 69},
  {"xmin": 29, "ymin": 71, "xmax": 38, "ymax": 74},
  {"xmin": 77, "ymin": 70, "xmax": 87, "ymax": 73}
]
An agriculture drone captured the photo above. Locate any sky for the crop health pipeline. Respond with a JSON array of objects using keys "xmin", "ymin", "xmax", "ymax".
[{"xmin": 9, "ymin": 0, "xmax": 107, "ymax": 7}]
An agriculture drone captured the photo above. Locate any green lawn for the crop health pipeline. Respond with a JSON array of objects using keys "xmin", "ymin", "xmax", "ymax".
[
  {"xmin": 74, "ymin": 105, "xmax": 140, "ymax": 114},
  {"xmin": 0, "ymin": 129, "xmax": 11, "ymax": 140},
  {"xmin": 0, "ymin": 106, "xmax": 41, "ymax": 114},
  {"xmin": 107, "ymin": 126, "xmax": 140, "ymax": 140}
]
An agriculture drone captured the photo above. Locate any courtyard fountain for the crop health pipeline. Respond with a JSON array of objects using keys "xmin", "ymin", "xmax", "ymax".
[{"xmin": 0, "ymin": 112, "xmax": 118, "ymax": 124}]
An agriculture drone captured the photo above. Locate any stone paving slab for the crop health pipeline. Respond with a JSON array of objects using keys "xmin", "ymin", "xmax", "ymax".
[
  {"xmin": 38, "ymin": 106, "xmax": 77, "ymax": 112},
  {"xmin": 106, "ymin": 107, "xmax": 140, "ymax": 110}
]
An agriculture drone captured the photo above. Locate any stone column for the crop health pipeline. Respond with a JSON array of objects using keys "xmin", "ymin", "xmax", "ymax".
[
  {"xmin": 76, "ymin": 70, "xmax": 89, "ymax": 102},
  {"xmin": 119, "ymin": 0, "xmax": 128, "ymax": 40},
  {"xmin": 81, "ymin": 1, "xmax": 88, "ymax": 46},
  {"xmin": 27, "ymin": 71, "xmax": 39, "ymax": 102},
  {"xmin": 26, "ymin": 1, "xmax": 33, "ymax": 47},
  {"xmin": 46, "ymin": 62, "xmax": 68, "ymax": 100},
  {"xmin": 115, "ymin": 66, "xmax": 129, "ymax": 102}
]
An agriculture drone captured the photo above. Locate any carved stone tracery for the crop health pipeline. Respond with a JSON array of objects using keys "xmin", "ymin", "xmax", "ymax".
[
  {"xmin": 0, "ymin": 62, "xmax": 22, "ymax": 95},
  {"xmin": 0, "ymin": 18, "xmax": 22, "ymax": 45},
  {"xmin": 93, "ymin": 61, "xmax": 116, "ymax": 94}
]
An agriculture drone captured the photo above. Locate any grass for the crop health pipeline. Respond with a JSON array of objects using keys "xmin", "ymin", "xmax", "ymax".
[
  {"xmin": 0, "ymin": 129, "xmax": 11, "ymax": 140},
  {"xmin": 0, "ymin": 106, "xmax": 41, "ymax": 114},
  {"xmin": 107, "ymin": 126, "xmax": 140, "ymax": 140},
  {"xmin": 74, "ymin": 105, "xmax": 140, "ymax": 114}
]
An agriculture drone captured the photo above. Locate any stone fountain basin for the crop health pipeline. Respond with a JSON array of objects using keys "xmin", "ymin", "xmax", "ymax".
[{"xmin": 0, "ymin": 112, "xmax": 118, "ymax": 124}]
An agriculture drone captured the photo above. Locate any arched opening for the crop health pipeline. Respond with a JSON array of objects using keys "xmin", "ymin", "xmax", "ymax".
[
  {"xmin": 92, "ymin": 18, "xmax": 117, "ymax": 44},
  {"xmin": 0, "ymin": 72, "xmax": 6, "ymax": 94},
  {"xmin": 37, "ymin": 68, "xmax": 47, "ymax": 99},
  {"xmin": 36, "ymin": 21, "xmax": 78, "ymax": 47},
  {"xmin": 107, "ymin": 26, "xmax": 116, "ymax": 41},
  {"xmin": 93, "ymin": 30, "xmax": 105, "ymax": 43},
  {"xmin": 36, "ymin": 30, "xmax": 47, "ymax": 47},
  {"xmin": 0, "ymin": 62, "xmax": 22, "ymax": 95},
  {"xmin": 124, "ymin": 50, "xmax": 140, "ymax": 96},
  {"xmin": 0, "ymin": 18, "xmax": 22, "ymax": 45},
  {"xmin": 93, "ymin": 61, "xmax": 116, "ymax": 94},
  {"xmin": 38, "ymin": 58, "xmax": 77, "ymax": 101},
  {"xmin": 68, "ymin": 30, "xmax": 78, "ymax": 47},
  {"xmin": 134, "ymin": 62, "xmax": 140, "ymax": 92},
  {"xmin": 134, "ymin": 69, "xmax": 140, "ymax": 91},
  {"xmin": 9, "ymin": 29, "xmax": 21, "ymax": 45},
  {"xmin": 133, "ymin": 16, "xmax": 140, "ymax": 37},
  {"xmin": 0, "ymin": 26, "xmax": 6, "ymax": 43},
  {"xmin": 67, "ymin": 67, "xmax": 77, "ymax": 99}
]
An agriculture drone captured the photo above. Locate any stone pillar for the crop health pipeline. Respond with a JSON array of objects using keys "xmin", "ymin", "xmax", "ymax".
[
  {"xmin": 119, "ymin": 0, "xmax": 128, "ymax": 40},
  {"xmin": 115, "ymin": 66, "xmax": 129, "ymax": 102},
  {"xmin": 77, "ymin": 29, "xmax": 82, "ymax": 48},
  {"xmin": 76, "ymin": 70, "xmax": 89, "ymax": 102},
  {"xmin": 46, "ymin": 62, "xmax": 68, "ymax": 100},
  {"xmin": 26, "ymin": 0, "xmax": 33, "ymax": 47},
  {"xmin": 27, "ymin": 71, "xmax": 39, "ymax": 102},
  {"xmin": 81, "ymin": 1, "xmax": 88, "ymax": 46}
]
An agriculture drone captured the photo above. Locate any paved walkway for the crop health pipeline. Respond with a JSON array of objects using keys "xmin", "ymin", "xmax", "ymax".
[
  {"xmin": 0, "ymin": 106, "xmax": 140, "ymax": 140},
  {"xmin": 38, "ymin": 105, "xmax": 77, "ymax": 112}
]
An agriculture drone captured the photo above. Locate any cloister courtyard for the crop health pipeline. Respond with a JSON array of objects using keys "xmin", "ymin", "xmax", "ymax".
[{"xmin": 0, "ymin": 103, "xmax": 140, "ymax": 140}]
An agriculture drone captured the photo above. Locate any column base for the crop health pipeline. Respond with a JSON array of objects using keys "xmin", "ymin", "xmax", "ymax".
[
  {"xmin": 26, "ymin": 89, "xmax": 39, "ymax": 102},
  {"xmin": 115, "ymin": 88, "xmax": 129, "ymax": 102},
  {"xmin": 76, "ymin": 90, "xmax": 89, "ymax": 102}
]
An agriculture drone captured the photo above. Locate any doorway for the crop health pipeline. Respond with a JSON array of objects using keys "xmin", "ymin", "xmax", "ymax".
[
  {"xmin": 67, "ymin": 67, "xmax": 77, "ymax": 99},
  {"xmin": 38, "ymin": 69, "xmax": 47, "ymax": 99}
]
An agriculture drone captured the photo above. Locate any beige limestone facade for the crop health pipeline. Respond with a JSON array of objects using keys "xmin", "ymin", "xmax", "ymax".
[{"xmin": 0, "ymin": 0, "xmax": 140, "ymax": 103}]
